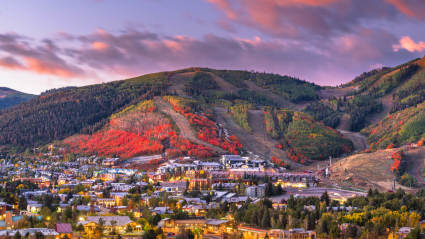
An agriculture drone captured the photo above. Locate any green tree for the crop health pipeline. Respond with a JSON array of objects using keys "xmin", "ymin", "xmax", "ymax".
[
  {"xmin": 18, "ymin": 196, "xmax": 27, "ymax": 210},
  {"xmin": 13, "ymin": 232, "xmax": 21, "ymax": 239},
  {"xmin": 320, "ymin": 191, "xmax": 330, "ymax": 206},
  {"xmin": 406, "ymin": 227, "xmax": 421, "ymax": 239}
]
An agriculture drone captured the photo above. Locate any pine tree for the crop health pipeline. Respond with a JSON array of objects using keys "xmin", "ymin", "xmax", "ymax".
[
  {"xmin": 320, "ymin": 191, "xmax": 330, "ymax": 206},
  {"xmin": 261, "ymin": 208, "xmax": 271, "ymax": 228}
]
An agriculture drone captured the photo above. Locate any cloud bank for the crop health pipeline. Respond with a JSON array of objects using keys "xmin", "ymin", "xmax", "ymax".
[{"xmin": 0, "ymin": 0, "xmax": 425, "ymax": 91}]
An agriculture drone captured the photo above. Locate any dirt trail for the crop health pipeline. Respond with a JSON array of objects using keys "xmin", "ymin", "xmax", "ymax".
[
  {"xmin": 209, "ymin": 73, "xmax": 239, "ymax": 94},
  {"xmin": 214, "ymin": 106, "xmax": 301, "ymax": 168},
  {"xmin": 337, "ymin": 113, "xmax": 350, "ymax": 131},
  {"xmin": 154, "ymin": 96, "xmax": 225, "ymax": 153},
  {"xmin": 168, "ymin": 72, "xmax": 193, "ymax": 97},
  {"xmin": 336, "ymin": 114, "xmax": 368, "ymax": 152},
  {"xmin": 338, "ymin": 130, "xmax": 368, "ymax": 152},
  {"xmin": 367, "ymin": 93, "xmax": 393, "ymax": 125}
]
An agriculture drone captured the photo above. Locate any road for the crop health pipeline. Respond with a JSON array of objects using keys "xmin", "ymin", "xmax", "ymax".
[{"xmin": 270, "ymin": 187, "xmax": 366, "ymax": 202}]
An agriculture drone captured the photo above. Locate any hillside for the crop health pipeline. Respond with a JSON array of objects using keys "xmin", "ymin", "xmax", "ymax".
[
  {"xmin": 301, "ymin": 56, "xmax": 425, "ymax": 151},
  {"xmin": 263, "ymin": 107, "xmax": 353, "ymax": 164},
  {"xmin": 362, "ymin": 101, "xmax": 425, "ymax": 150},
  {"xmin": 0, "ymin": 87, "xmax": 35, "ymax": 110},
  {"xmin": 4, "ymin": 60, "xmax": 424, "ymax": 167},
  {"xmin": 0, "ymin": 68, "xmax": 325, "ymax": 161},
  {"xmin": 351, "ymin": 56, "xmax": 425, "ymax": 149}
]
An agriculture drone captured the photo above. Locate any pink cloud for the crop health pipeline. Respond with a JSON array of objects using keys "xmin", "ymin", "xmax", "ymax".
[
  {"xmin": 91, "ymin": 41, "xmax": 109, "ymax": 51},
  {"xmin": 207, "ymin": 0, "xmax": 425, "ymax": 39},
  {"xmin": 385, "ymin": 0, "xmax": 425, "ymax": 19},
  {"xmin": 23, "ymin": 57, "xmax": 79, "ymax": 78},
  {"xmin": 207, "ymin": 0, "xmax": 238, "ymax": 19},
  {"xmin": 0, "ymin": 33, "xmax": 87, "ymax": 79},
  {"xmin": 0, "ymin": 57, "xmax": 26, "ymax": 70},
  {"xmin": 393, "ymin": 36, "xmax": 425, "ymax": 52}
]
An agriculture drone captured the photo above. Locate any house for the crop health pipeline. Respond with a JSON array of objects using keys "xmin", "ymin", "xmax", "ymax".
[
  {"xmin": 27, "ymin": 201, "xmax": 43, "ymax": 214},
  {"xmin": 159, "ymin": 218, "xmax": 232, "ymax": 236},
  {"xmin": 238, "ymin": 226, "xmax": 316, "ymax": 239},
  {"xmin": 76, "ymin": 205, "xmax": 101, "ymax": 213},
  {"xmin": 0, "ymin": 211, "xmax": 24, "ymax": 229},
  {"xmin": 96, "ymin": 198, "xmax": 116, "ymax": 208},
  {"xmin": 160, "ymin": 181, "xmax": 187, "ymax": 195},
  {"xmin": 55, "ymin": 223, "xmax": 73, "ymax": 238},
  {"xmin": 0, "ymin": 203, "xmax": 13, "ymax": 215},
  {"xmin": 78, "ymin": 216, "xmax": 142, "ymax": 235},
  {"xmin": 152, "ymin": 207, "xmax": 173, "ymax": 215}
]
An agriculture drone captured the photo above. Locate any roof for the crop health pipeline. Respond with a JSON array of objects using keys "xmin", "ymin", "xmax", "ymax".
[
  {"xmin": 56, "ymin": 223, "xmax": 72, "ymax": 233},
  {"xmin": 205, "ymin": 219, "xmax": 229, "ymax": 226},
  {"xmin": 171, "ymin": 219, "xmax": 228, "ymax": 226},
  {"xmin": 0, "ymin": 228, "xmax": 58, "ymax": 236}
]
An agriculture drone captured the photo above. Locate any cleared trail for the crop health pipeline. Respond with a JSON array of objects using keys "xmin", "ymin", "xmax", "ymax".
[
  {"xmin": 214, "ymin": 106, "xmax": 301, "ymax": 168},
  {"xmin": 154, "ymin": 96, "xmax": 225, "ymax": 153},
  {"xmin": 337, "ymin": 112, "xmax": 368, "ymax": 152}
]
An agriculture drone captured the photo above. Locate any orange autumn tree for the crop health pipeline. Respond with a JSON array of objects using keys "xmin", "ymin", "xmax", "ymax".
[{"xmin": 391, "ymin": 150, "xmax": 405, "ymax": 174}]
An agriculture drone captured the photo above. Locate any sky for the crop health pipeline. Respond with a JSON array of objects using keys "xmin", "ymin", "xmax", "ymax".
[{"xmin": 0, "ymin": 0, "xmax": 425, "ymax": 94}]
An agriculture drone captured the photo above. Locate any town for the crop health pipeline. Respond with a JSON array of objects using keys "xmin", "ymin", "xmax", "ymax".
[{"xmin": 1, "ymin": 148, "xmax": 422, "ymax": 239}]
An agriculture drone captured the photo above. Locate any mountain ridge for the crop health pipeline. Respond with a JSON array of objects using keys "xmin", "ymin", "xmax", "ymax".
[
  {"xmin": 0, "ymin": 87, "xmax": 35, "ymax": 111},
  {"xmin": 1, "ymin": 59, "xmax": 424, "ymax": 168}
]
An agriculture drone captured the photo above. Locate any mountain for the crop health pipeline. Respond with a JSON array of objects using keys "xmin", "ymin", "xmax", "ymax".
[
  {"xmin": 305, "ymin": 56, "xmax": 425, "ymax": 150},
  {"xmin": 0, "ymin": 87, "xmax": 35, "ymax": 111},
  {"xmin": 0, "ymin": 68, "xmax": 354, "ymax": 166}
]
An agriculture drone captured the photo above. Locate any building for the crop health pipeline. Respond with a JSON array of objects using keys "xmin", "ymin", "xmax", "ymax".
[
  {"xmin": 96, "ymin": 198, "xmax": 116, "ymax": 208},
  {"xmin": 238, "ymin": 226, "xmax": 316, "ymax": 239},
  {"xmin": 245, "ymin": 184, "xmax": 266, "ymax": 198},
  {"xmin": 55, "ymin": 223, "xmax": 73, "ymax": 238},
  {"xmin": 78, "ymin": 216, "xmax": 141, "ymax": 235},
  {"xmin": 160, "ymin": 218, "xmax": 232, "ymax": 236},
  {"xmin": 0, "ymin": 211, "xmax": 24, "ymax": 229},
  {"xmin": 160, "ymin": 181, "xmax": 187, "ymax": 195}
]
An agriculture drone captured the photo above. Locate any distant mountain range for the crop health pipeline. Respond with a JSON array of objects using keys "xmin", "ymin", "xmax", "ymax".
[{"xmin": 0, "ymin": 87, "xmax": 35, "ymax": 111}]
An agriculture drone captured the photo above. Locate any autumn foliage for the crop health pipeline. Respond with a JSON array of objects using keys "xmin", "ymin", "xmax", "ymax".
[
  {"xmin": 65, "ymin": 99, "xmax": 216, "ymax": 159},
  {"xmin": 362, "ymin": 102, "xmax": 425, "ymax": 150},
  {"xmin": 264, "ymin": 107, "xmax": 353, "ymax": 164},
  {"xmin": 164, "ymin": 96, "xmax": 243, "ymax": 154},
  {"xmin": 391, "ymin": 150, "xmax": 404, "ymax": 172},
  {"xmin": 271, "ymin": 156, "xmax": 285, "ymax": 167}
]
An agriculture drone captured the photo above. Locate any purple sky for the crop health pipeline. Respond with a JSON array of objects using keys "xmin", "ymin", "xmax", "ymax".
[{"xmin": 0, "ymin": 0, "xmax": 425, "ymax": 94}]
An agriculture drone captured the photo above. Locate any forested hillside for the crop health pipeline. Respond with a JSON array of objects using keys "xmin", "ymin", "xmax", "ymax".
[
  {"xmin": 304, "ymin": 56, "xmax": 425, "ymax": 136},
  {"xmin": 264, "ymin": 107, "xmax": 353, "ymax": 164},
  {"xmin": 0, "ymin": 72, "xmax": 170, "ymax": 150},
  {"xmin": 350, "ymin": 56, "xmax": 425, "ymax": 149},
  {"xmin": 0, "ymin": 68, "xmax": 320, "ymax": 154}
]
